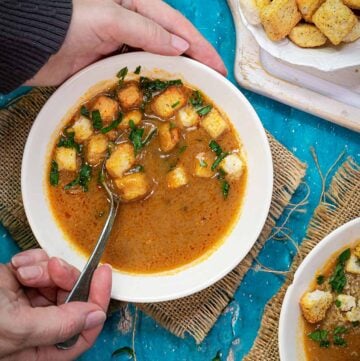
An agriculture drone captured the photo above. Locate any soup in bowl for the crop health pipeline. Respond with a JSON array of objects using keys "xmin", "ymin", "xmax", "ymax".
[{"xmin": 22, "ymin": 53, "xmax": 273, "ymax": 302}]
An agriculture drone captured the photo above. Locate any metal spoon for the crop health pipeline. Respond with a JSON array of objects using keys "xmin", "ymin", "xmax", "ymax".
[{"xmin": 56, "ymin": 165, "xmax": 120, "ymax": 349}]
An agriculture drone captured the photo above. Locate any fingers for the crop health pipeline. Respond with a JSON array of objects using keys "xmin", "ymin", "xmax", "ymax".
[
  {"xmin": 113, "ymin": 6, "xmax": 189, "ymax": 55},
  {"xmin": 11, "ymin": 249, "xmax": 49, "ymax": 268},
  {"xmin": 124, "ymin": 0, "xmax": 227, "ymax": 75}
]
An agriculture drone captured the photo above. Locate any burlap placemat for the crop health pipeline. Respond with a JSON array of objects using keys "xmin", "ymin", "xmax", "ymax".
[
  {"xmin": 0, "ymin": 87, "xmax": 306, "ymax": 343},
  {"xmin": 244, "ymin": 157, "xmax": 360, "ymax": 360}
]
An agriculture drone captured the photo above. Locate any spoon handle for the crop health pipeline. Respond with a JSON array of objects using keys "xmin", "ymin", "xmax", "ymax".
[{"xmin": 56, "ymin": 197, "xmax": 119, "ymax": 350}]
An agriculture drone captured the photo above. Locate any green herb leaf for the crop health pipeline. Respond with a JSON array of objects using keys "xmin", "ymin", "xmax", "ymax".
[
  {"xmin": 80, "ymin": 105, "xmax": 90, "ymax": 117},
  {"xmin": 64, "ymin": 164, "xmax": 92, "ymax": 192},
  {"xmin": 50, "ymin": 160, "xmax": 59, "ymax": 186},
  {"xmin": 129, "ymin": 122, "xmax": 145, "ymax": 154},
  {"xmin": 329, "ymin": 250, "xmax": 350, "ymax": 293},
  {"xmin": 197, "ymin": 105, "xmax": 212, "ymax": 116},
  {"xmin": 134, "ymin": 65, "xmax": 141, "ymax": 75},
  {"xmin": 139, "ymin": 77, "xmax": 182, "ymax": 93},
  {"xmin": 101, "ymin": 114, "xmax": 123, "ymax": 134},
  {"xmin": 217, "ymin": 168, "xmax": 226, "ymax": 179},
  {"xmin": 57, "ymin": 131, "xmax": 81, "ymax": 153},
  {"xmin": 171, "ymin": 100, "xmax": 180, "ymax": 108},
  {"xmin": 211, "ymin": 152, "xmax": 229, "ymax": 171},
  {"xmin": 189, "ymin": 90, "xmax": 203, "ymax": 108},
  {"xmin": 317, "ymin": 275, "xmax": 325, "ymax": 285},
  {"xmin": 334, "ymin": 326, "xmax": 347, "ymax": 335},
  {"xmin": 117, "ymin": 67, "xmax": 128, "ymax": 81},
  {"xmin": 333, "ymin": 335, "xmax": 347, "ymax": 347},
  {"xmin": 335, "ymin": 299, "xmax": 342, "ymax": 308},
  {"xmin": 212, "ymin": 350, "xmax": 221, "ymax": 361},
  {"xmin": 308, "ymin": 330, "xmax": 330, "ymax": 348},
  {"xmin": 179, "ymin": 145, "xmax": 187, "ymax": 154},
  {"xmin": 338, "ymin": 248, "xmax": 351, "ymax": 264},
  {"xmin": 352, "ymin": 321, "xmax": 360, "ymax": 327},
  {"xmin": 199, "ymin": 159, "xmax": 207, "ymax": 168},
  {"xmin": 221, "ymin": 180, "xmax": 230, "ymax": 199},
  {"xmin": 91, "ymin": 110, "xmax": 103, "ymax": 130},
  {"xmin": 64, "ymin": 177, "xmax": 79, "ymax": 190},
  {"xmin": 111, "ymin": 346, "xmax": 134, "ymax": 359},
  {"xmin": 209, "ymin": 140, "xmax": 223, "ymax": 156}
]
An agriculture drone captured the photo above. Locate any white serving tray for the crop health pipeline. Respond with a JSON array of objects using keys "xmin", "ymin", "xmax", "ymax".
[{"xmin": 228, "ymin": 0, "xmax": 360, "ymax": 132}]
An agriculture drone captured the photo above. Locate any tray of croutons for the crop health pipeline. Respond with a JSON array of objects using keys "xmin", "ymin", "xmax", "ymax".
[{"xmin": 238, "ymin": 0, "xmax": 360, "ymax": 71}]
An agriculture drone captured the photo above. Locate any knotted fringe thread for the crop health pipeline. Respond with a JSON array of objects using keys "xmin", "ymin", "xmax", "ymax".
[
  {"xmin": 244, "ymin": 157, "xmax": 360, "ymax": 361},
  {"xmin": 139, "ymin": 135, "xmax": 307, "ymax": 343}
]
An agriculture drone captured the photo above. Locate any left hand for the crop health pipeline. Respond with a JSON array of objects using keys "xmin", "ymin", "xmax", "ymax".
[{"xmin": 0, "ymin": 249, "xmax": 112, "ymax": 361}]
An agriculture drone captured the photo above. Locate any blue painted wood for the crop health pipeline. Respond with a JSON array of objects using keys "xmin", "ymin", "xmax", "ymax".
[{"xmin": 1, "ymin": 0, "xmax": 359, "ymax": 360}]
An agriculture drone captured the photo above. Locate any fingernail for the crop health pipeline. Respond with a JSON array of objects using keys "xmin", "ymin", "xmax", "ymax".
[
  {"xmin": 171, "ymin": 34, "xmax": 189, "ymax": 53},
  {"xmin": 12, "ymin": 253, "xmax": 32, "ymax": 267},
  {"xmin": 84, "ymin": 311, "xmax": 106, "ymax": 330},
  {"xmin": 18, "ymin": 265, "xmax": 42, "ymax": 280},
  {"xmin": 55, "ymin": 257, "xmax": 69, "ymax": 269}
]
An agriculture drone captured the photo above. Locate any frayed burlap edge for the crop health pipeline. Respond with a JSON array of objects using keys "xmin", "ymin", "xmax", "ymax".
[{"xmin": 244, "ymin": 158, "xmax": 360, "ymax": 361}]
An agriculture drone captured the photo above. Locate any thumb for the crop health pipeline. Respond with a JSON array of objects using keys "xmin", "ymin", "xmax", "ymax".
[
  {"xmin": 21, "ymin": 302, "xmax": 106, "ymax": 348},
  {"xmin": 114, "ymin": 6, "xmax": 189, "ymax": 55}
]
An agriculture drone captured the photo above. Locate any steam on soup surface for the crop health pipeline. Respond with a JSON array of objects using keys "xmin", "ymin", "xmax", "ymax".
[
  {"xmin": 47, "ymin": 67, "xmax": 247, "ymax": 274},
  {"xmin": 300, "ymin": 242, "xmax": 360, "ymax": 361}
]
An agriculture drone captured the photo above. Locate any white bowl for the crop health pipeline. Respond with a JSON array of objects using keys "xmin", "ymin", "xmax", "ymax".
[
  {"xmin": 22, "ymin": 52, "xmax": 273, "ymax": 302},
  {"xmin": 279, "ymin": 217, "xmax": 360, "ymax": 360}
]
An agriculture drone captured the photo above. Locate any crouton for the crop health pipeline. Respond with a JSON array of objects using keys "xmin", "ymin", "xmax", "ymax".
[
  {"xmin": 119, "ymin": 110, "xmax": 143, "ymax": 129},
  {"xmin": 219, "ymin": 153, "xmax": 245, "ymax": 180},
  {"xmin": 114, "ymin": 173, "xmax": 149, "ymax": 201},
  {"xmin": 289, "ymin": 23, "xmax": 327, "ymax": 47},
  {"xmin": 343, "ymin": 0, "xmax": 360, "ymax": 9},
  {"xmin": 151, "ymin": 86, "xmax": 187, "ymax": 119},
  {"xmin": 166, "ymin": 165, "xmax": 188, "ymax": 189},
  {"xmin": 300, "ymin": 290, "xmax": 333, "ymax": 323},
  {"xmin": 296, "ymin": 0, "xmax": 325, "ymax": 22},
  {"xmin": 200, "ymin": 108, "xmax": 229, "ymax": 139},
  {"xmin": 55, "ymin": 147, "xmax": 77, "ymax": 172},
  {"xmin": 336, "ymin": 294, "xmax": 356, "ymax": 312},
  {"xmin": 260, "ymin": 0, "xmax": 302, "ymax": 41},
  {"xmin": 312, "ymin": 0, "xmax": 357, "ymax": 45},
  {"xmin": 158, "ymin": 122, "xmax": 180, "ymax": 152},
  {"xmin": 106, "ymin": 143, "xmax": 135, "ymax": 178},
  {"xmin": 86, "ymin": 134, "xmax": 108, "ymax": 166},
  {"xmin": 256, "ymin": 0, "xmax": 271, "ymax": 7},
  {"xmin": 346, "ymin": 307, "xmax": 360, "ymax": 322},
  {"xmin": 105, "ymin": 130, "xmax": 118, "ymax": 141},
  {"xmin": 194, "ymin": 152, "xmax": 215, "ymax": 178},
  {"xmin": 117, "ymin": 82, "xmax": 143, "ymax": 110},
  {"xmin": 91, "ymin": 96, "xmax": 119, "ymax": 123},
  {"xmin": 70, "ymin": 115, "xmax": 93, "ymax": 143},
  {"xmin": 345, "ymin": 254, "xmax": 360, "ymax": 274},
  {"xmin": 344, "ymin": 19, "xmax": 360, "ymax": 42},
  {"xmin": 176, "ymin": 105, "xmax": 200, "ymax": 128},
  {"xmin": 354, "ymin": 243, "xmax": 360, "ymax": 258}
]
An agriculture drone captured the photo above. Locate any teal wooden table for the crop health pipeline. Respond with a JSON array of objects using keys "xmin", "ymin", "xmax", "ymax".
[{"xmin": 1, "ymin": 1, "xmax": 359, "ymax": 360}]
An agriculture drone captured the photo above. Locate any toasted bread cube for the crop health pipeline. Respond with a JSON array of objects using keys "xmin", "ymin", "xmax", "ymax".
[
  {"xmin": 346, "ymin": 307, "xmax": 360, "ymax": 322},
  {"xmin": 55, "ymin": 148, "xmax": 77, "ymax": 172},
  {"xmin": 219, "ymin": 153, "xmax": 245, "ymax": 180},
  {"xmin": 158, "ymin": 122, "xmax": 180, "ymax": 152},
  {"xmin": 296, "ymin": 0, "xmax": 325, "ymax": 22},
  {"xmin": 312, "ymin": 0, "xmax": 357, "ymax": 45},
  {"xmin": 151, "ymin": 86, "xmax": 187, "ymax": 119},
  {"xmin": 176, "ymin": 105, "xmax": 200, "ymax": 128},
  {"xmin": 106, "ymin": 143, "xmax": 135, "ymax": 178},
  {"xmin": 167, "ymin": 166, "xmax": 188, "ymax": 189},
  {"xmin": 336, "ymin": 295, "xmax": 356, "ymax": 312},
  {"xmin": 343, "ymin": 0, "xmax": 360, "ymax": 9},
  {"xmin": 260, "ymin": 0, "xmax": 301, "ymax": 41},
  {"xmin": 119, "ymin": 110, "xmax": 143, "ymax": 129},
  {"xmin": 114, "ymin": 173, "xmax": 149, "ymax": 201},
  {"xmin": 70, "ymin": 115, "xmax": 93, "ymax": 143},
  {"xmin": 256, "ymin": 0, "xmax": 271, "ymax": 7},
  {"xmin": 86, "ymin": 134, "xmax": 108, "ymax": 166},
  {"xmin": 300, "ymin": 290, "xmax": 333, "ymax": 323},
  {"xmin": 343, "ymin": 19, "xmax": 360, "ymax": 42},
  {"xmin": 91, "ymin": 96, "xmax": 119, "ymax": 123},
  {"xmin": 117, "ymin": 82, "xmax": 143, "ymax": 110},
  {"xmin": 200, "ymin": 108, "xmax": 229, "ymax": 139},
  {"xmin": 289, "ymin": 23, "xmax": 327, "ymax": 47},
  {"xmin": 354, "ymin": 244, "xmax": 360, "ymax": 258},
  {"xmin": 194, "ymin": 152, "xmax": 215, "ymax": 178},
  {"xmin": 346, "ymin": 254, "xmax": 360, "ymax": 274}
]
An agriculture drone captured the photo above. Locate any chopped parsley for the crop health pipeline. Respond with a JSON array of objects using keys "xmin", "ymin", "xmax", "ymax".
[
  {"xmin": 211, "ymin": 152, "xmax": 229, "ymax": 171},
  {"xmin": 333, "ymin": 327, "xmax": 348, "ymax": 347},
  {"xmin": 139, "ymin": 77, "xmax": 182, "ymax": 93},
  {"xmin": 333, "ymin": 326, "xmax": 347, "ymax": 335},
  {"xmin": 308, "ymin": 329, "xmax": 330, "ymax": 348},
  {"xmin": 117, "ymin": 66, "xmax": 128, "ymax": 85},
  {"xmin": 179, "ymin": 145, "xmax": 187, "ymax": 154},
  {"xmin": 209, "ymin": 140, "xmax": 223, "ymax": 156},
  {"xmin": 352, "ymin": 321, "xmax": 359, "ymax": 327},
  {"xmin": 316, "ymin": 275, "xmax": 325, "ymax": 285},
  {"xmin": 171, "ymin": 100, "xmax": 180, "ymax": 108},
  {"xmin": 91, "ymin": 110, "xmax": 103, "ymax": 130},
  {"xmin": 129, "ymin": 120, "xmax": 144, "ymax": 154},
  {"xmin": 197, "ymin": 104, "xmax": 212, "ymax": 116},
  {"xmin": 189, "ymin": 90, "xmax": 203, "ymax": 108},
  {"xmin": 57, "ymin": 130, "xmax": 81, "ymax": 153},
  {"xmin": 64, "ymin": 164, "xmax": 92, "ymax": 192},
  {"xmin": 221, "ymin": 180, "xmax": 230, "ymax": 199},
  {"xmin": 50, "ymin": 160, "xmax": 59, "ymax": 186},
  {"xmin": 80, "ymin": 105, "xmax": 90, "ymax": 117},
  {"xmin": 335, "ymin": 299, "xmax": 342, "ymax": 308},
  {"xmin": 134, "ymin": 65, "xmax": 141, "ymax": 74},
  {"xmin": 101, "ymin": 114, "xmax": 122, "ymax": 134},
  {"xmin": 329, "ymin": 248, "xmax": 351, "ymax": 293},
  {"xmin": 111, "ymin": 346, "xmax": 134, "ymax": 359}
]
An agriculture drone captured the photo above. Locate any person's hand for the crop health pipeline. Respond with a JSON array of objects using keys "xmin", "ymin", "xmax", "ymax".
[
  {"xmin": 27, "ymin": 0, "xmax": 226, "ymax": 87},
  {"xmin": 0, "ymin": 249, "xmax": 112, "ymax": 361}
]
